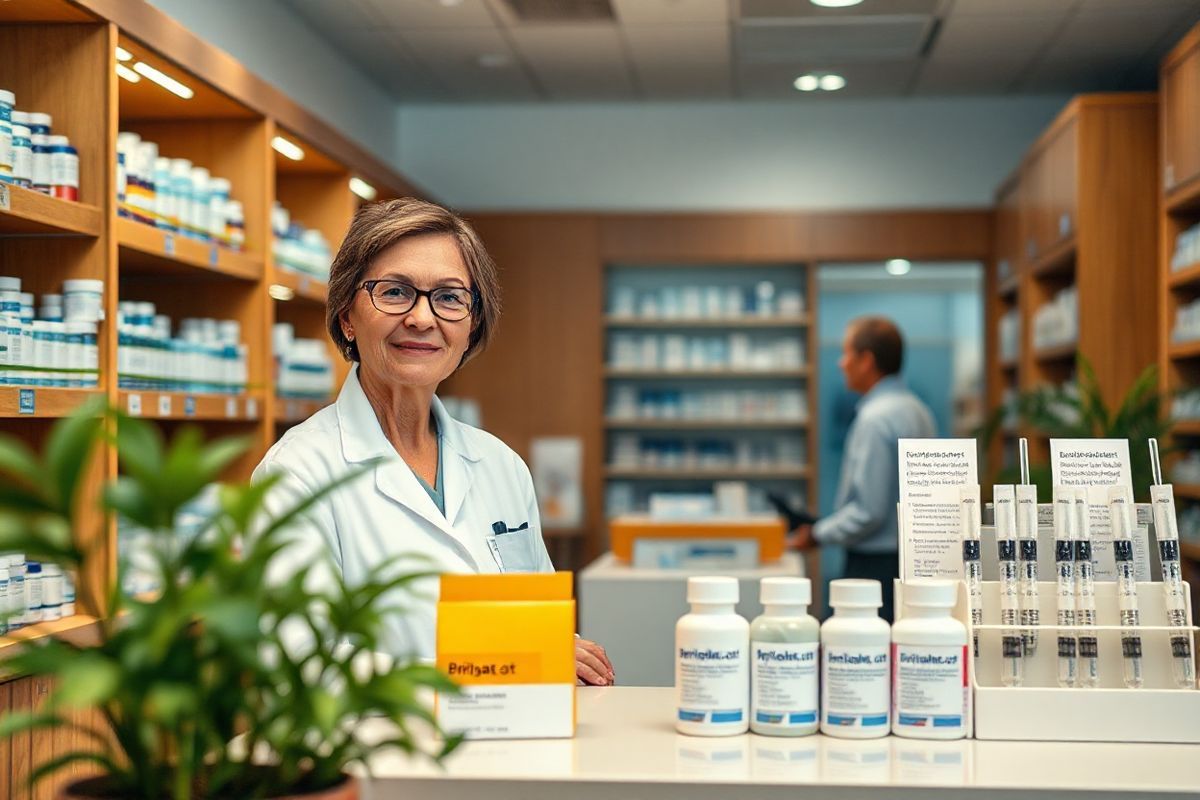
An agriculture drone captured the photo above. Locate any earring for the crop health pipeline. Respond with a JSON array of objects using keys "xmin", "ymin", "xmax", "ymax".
[{"xmin": 345, "ymin": 331, "xmax": 355, "ymax": 342}]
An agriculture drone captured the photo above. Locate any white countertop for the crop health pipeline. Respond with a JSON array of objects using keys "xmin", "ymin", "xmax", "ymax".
[{"xmin": 359, "ymin": 687, "xmax": 1200, "ymax": 800}]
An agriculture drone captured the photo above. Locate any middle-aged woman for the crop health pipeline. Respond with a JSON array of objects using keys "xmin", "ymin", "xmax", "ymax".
[{"xmin": 253, "ymin": 198, "xmax": 613, "ymax": 686}]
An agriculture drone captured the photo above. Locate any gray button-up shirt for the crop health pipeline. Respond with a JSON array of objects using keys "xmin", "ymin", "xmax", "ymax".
[{"xmin": 813, "ymin": 375, "xmax": 936, "ymax": 554}]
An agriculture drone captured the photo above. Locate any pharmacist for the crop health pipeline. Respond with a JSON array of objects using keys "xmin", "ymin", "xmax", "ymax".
[
  {"xmin": 254, "ymin": 198, "xmax": 614, "ymax": 686},
  {"xmin": 790, "ymin": 317, "xmax": 934, "ymax": 622}
]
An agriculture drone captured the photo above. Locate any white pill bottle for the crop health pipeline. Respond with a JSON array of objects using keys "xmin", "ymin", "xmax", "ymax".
[
  {"xmin": 675, "ymin": 576, "xmax": 749, "ymax": 736},
  {"xmin": 820, "ymin": 578, "xmax": 891, "ymax": 739},
  {"xmin": 892, "ymin": 578, "xmax": 970, "ymax": 740},
  {"xmin": 750, "ymin": 576, "xmax": 820, "ymax": 737}
]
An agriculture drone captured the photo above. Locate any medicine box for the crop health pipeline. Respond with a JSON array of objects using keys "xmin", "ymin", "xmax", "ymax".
[{"xmin": 436, "ymin": 571, "xmax": 576, "ymax": 740}]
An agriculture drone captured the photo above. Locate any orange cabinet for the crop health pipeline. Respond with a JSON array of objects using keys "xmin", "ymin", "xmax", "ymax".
[
  {"xmin": 1163, "ymin": 32, "xmax": 1200, "ymax": 195},
  {"xmin": 1022, "ymin": 116, "xmax": 1078, "ymax": 266}
]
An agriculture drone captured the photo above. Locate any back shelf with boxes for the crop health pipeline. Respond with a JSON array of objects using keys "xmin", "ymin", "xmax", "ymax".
[{"xmin": 603, "ymin": 263, "xmax": 816, "ymax": 522}]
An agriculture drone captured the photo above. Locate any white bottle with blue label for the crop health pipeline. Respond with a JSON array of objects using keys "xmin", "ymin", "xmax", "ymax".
[
  {"xmin": 892, "ymin": 579, "xmax": 969, "ymax": 740},
  {"xmin": 750, "ymin": 577, "xmax": 819, "ymax": 736},
  {"xmin": 675, "ymin": 576, "xmax": 749, "ymax": 736},
  {"xmin": 820, "ymin": 579, "xmax": 891, "ymax": 739}
]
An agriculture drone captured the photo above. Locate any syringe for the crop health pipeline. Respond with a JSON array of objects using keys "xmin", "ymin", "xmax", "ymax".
[
  {"xmin": 1148, "ymin": 439, "xmax": 1197, "ymax": 689},
  {"xmin": 1107, "ymin": 484, "xmax": 1144, "ymax": 689},
  {"xmin": 1072, "ymin": 488, "xmax": 1100, "ymax": 688},
  {"xmin": 1053, "ymin": 485, "xmax": 1078, "ymax": 688},
  {"xmin": 994, "ymin": 484, "xmax": 1023, "ymax": 686},
  {"xmin": 960, "ymin": 484, "xmax": 983, "ymax": 658},
  {"xmin": 1017, "ymin": 439, "xmax": 1039, "ymax": 657}
]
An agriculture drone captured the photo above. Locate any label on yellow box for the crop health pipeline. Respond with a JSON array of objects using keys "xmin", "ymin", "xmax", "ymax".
[{"xmin": 436, "ymin": 573, "xmax": 576, "ymax": 740}]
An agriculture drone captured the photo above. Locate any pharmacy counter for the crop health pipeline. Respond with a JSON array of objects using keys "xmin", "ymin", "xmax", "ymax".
[
  {"xmin": 579, "ymin": 552, "xmax": 805, "ymax": 686},
  {"xmin": 360, "ymin": 686, "xmax": 1200, "ymax": 800}
]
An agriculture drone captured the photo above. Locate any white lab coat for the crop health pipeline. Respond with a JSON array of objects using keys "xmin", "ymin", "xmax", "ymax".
[{"xmin": 252, "ymin": 365, "xmax": 554, "ymax": 661}]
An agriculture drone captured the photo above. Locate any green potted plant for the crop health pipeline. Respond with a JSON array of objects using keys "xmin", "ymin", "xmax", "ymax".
[
  {"xmin": 0, "ymin": 401, "xmax": 461, "ymax": 799},
  {"xmin": 980, "ymin": 358, "xmax": 1171, "ymax": 499}
]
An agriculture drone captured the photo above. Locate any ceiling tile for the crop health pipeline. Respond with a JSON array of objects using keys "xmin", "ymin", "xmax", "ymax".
[
  {"xmin": 737, "ymin": 16, "xmax": 935, "ymax": 63},
  {"xmin": 623, "ymin": 24, "xmax": 729, "ymax": 63},
  {"xmin": 933, "ymin": 13, "xmax": 1068, "ymax": 57},
  {"xmin": 736, "ymin": 60, "xmax": 919, "ymax": 98},
  {"xmin": 285, "ymin": 0, "xmax": 384, "ymax": 28},
  {"xmin": 1076, "ymin": 0, "xmax": 1200, "ymax": 12},
  {"xmin": 739, "ymin": 0, "xmax": 939, "ymax": 18},
  {"xmin": 401, "ymin": 26, "xmax": 514, "ymax": 65},
  {"xmin": 949, "ymin": 0, "xmax": 1076, "ymax": 14},
  {"xmin": 1017, "ymin": 54, "xmax": 1146, "ymax": 93},
  {"xmin": 916, "ymin": 54, "xmax": 1032, "ymax": 94},
  {"xmin": 508, "ymin": 24, "xmax": 638, "ymax": 99},
  {"xmin": 1051, "ymin": 9, "xmax": 1182, "ymax": 59},
  {"xmin": 362, "ymin": 0, "xmax": 498, "ymax": 28},
  {"xmin": 612, "ymin": 0, "xmax": 728, "ymax": 24}
]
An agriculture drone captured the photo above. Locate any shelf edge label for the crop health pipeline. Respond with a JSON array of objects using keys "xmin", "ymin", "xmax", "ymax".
[{"xmin": 18, "ymin": 389, "xmax": 34, "ymax": 415}]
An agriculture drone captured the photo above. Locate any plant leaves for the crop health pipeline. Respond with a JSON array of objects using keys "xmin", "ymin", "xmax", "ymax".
[{"xmin": 55, "ymin": 653, "xmax": 121, "ymax": 708}]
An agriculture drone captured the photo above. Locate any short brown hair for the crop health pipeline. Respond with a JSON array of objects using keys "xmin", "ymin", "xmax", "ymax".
[
  {"xmin": 848, "ymin": 316, "xmax": 904, "ymax": 376},
  {"xmin": 326, "ymin": 198, "xmax": 500, "ymax": 367}
]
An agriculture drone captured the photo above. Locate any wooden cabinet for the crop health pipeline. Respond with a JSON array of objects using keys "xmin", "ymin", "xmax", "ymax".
[
  {"xmin": 1162, "ymin": 27, "xmax": 1200, "ymax": 195},
  {"xmin": 986, "ymin": 94, "xmax": 1159, "ymax": 477},
  {"xmin": 1160, "ymin": 20, "xmax": 1200, "ymax": 606}
]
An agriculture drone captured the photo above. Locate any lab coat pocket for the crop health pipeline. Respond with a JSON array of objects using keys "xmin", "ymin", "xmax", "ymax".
[{"xmin": 493, "ymin": 526, "xmax": 540, "ymax": 573}]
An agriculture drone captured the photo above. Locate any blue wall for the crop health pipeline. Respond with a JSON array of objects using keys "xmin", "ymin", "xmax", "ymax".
[{"xmin": 816, "ymin": 281, "xmax": 982, "ymax": 613}]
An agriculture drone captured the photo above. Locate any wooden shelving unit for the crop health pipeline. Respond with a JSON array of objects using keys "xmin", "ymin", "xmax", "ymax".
[
  {"xmin": 274, "ymin": 397, "xmax": 332, "ymax": 424},
  {"xmin": 116, "ymin": 217, "xmax": 262, "ymax": 281},
  {"xmin": 985, "ymin": 94, "xmax": 1159, "ymax": 479},
  {"xmin": 603, "ymin": 315, "xmax": 810, "ymax": 329},
  {"xmin": 602, "ymin": 263, "xmax": 816, "ymax": 522},
  {"xmin": 0, "ymin": 0, "xmax": 416, "ymax": 682},
  {"xmin": 604, "ymin": 418, "xmax": 807, "ymax": 430},
  {"xmin": 117, "ymin": 390, "xmax": 265, "ymax": 422},
  {"xmin": 604, "ymin": 367, "xmax": 810, "ymax": 380},
  {"xmin": 605, "ymin": 466, "xmax": 811, "ymax": 480},
  {"xmin": 1161, "ymin": 21, "xmax": 1200, "ymax": 615}
]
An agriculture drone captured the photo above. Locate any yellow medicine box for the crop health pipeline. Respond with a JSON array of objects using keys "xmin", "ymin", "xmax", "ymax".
[{"xmin": 436, "ymin": 572, "xmax": 576, "ymax": 739}]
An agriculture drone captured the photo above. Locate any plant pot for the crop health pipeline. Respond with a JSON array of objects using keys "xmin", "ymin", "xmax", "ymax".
[{"xmin": 57, "ymin": 774, "xmax": 359, "ymax": 800}]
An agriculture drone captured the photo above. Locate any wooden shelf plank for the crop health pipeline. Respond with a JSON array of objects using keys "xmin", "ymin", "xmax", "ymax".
[
  {"xmin": 1168, "ymin": 260, "xmax": 1200, "ymax": 289},
  {"xmin": 1169, "ymin": 340, "xmax": 1200, "ymax": 360},
  {"xmin": 1171, "ymin": 419, "xmax": 1200, "ymax": 436},
  {"xmin": 999, "ymin": 357, "xmax": 1019, "ymax": 371},
  {"xmin": 0, "ymin": 388, "xmax": 103, "ymax": 419},
  {"xmin": 117, "ymin": 218, "xmax": 262, "ymax": 281},
  {"xmin": 271, "ymin": 267, "xmax": 328, "ymax": 305},
  {"xmin": 603, "ymin": 315, "xmax": 810, "ymax": 329},
  {"xmin": 0, "ymin": 184, "xmax": 102, "ymax": 236},
  {"xmin": 604, "ymin": 418, "xmax": 808, "ymax": 430},
  {"xmin": 1181, "ymin": 539, "xmax": 1200, "ymax": 563},
  {"xmin": 1172, "ymin": 483, "xmax": 1200, "ymax": 501},
  {"xmin": 1030, "ymin": 236, "xmax": 1077, "ymax": 278},
  {"xmin": 605, "ymin": 466, "xmax": 810, "ymax": 480},
  {"xmin": 117, "ymin": 390, "xmax": 265, "ymax": 421},
  {"xmin": 274, "ymin": 397, "xmax": 332, "ymax": 424},
  {"xmin": 0, "ymin": 615, "xmax": 102, "ymax": 663},
  {"xmin": 1033, "ymin": 343, "xmax": 1078, "ymax": 363},
  {"xmin": 1166, "ymin": 174, "xmax": 1200, "ymax": 215},
  {"xmin": 996, "ymin": 275, "xmax": 1019, "ymax": 297},
  {"xmin": 604, "ymin": 368, "xmax": 809, "ymax": 380}
]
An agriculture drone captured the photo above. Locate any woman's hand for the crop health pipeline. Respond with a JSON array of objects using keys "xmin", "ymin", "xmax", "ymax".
[{"xmin": 575, "ymin": 638, "xmax": 615, "ymax": 686}]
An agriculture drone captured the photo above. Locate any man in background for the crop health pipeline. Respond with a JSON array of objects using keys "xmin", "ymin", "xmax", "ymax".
[{"xmin": 791, "ymin": 316, "xmax": 935, "ymax": 622}]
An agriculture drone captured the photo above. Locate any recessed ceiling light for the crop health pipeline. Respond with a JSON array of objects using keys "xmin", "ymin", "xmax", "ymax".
[
  {"xmin": 268, "ymin": 284, "xmax": 295, "ymax": 301},
  {"xmin": 437, "ymin": 0, "xmax": 465, "ymax": 6},
  {"xmin": 116, "ymin": 46, "xmax": 133, "ymax": 62},
  {"xmin": 115, "ymin": 64, "xmax": 140, "ymax": 83},
  {"xmin": 811, "ymin": 0, "xmax": 864, "ymax": 7},
  {"xmin": 819, "ymin": 73, "xmax": 846, "ymax": 91},
  {"xmin": 886, "ymin": 258, "xmax": 912, "ymax": 276},
  {"xmin": 349, "ymin": 177, "xmax": 377, "ymax": 201},
  {"xmin": 793, "ymin": 74, "xmax": 819, "ymax": 92},
  {"xmin": 132, "ymin": 61, "xmax": 194, "ymax": 99},
  {"xmin": 272, "ymin": 135, "xmax": 305, "ymax": 162}
]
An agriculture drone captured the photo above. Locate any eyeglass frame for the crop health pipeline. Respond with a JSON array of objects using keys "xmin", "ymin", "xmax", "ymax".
[{"xmin": 358, "ymin": 279, "xmax": 479, "ymax": 322}]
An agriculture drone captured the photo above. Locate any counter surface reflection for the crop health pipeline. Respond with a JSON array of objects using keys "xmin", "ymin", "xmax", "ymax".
[{"xmin": 360, "ymin": 686, "xmax": 1200, "ymax": 800}]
